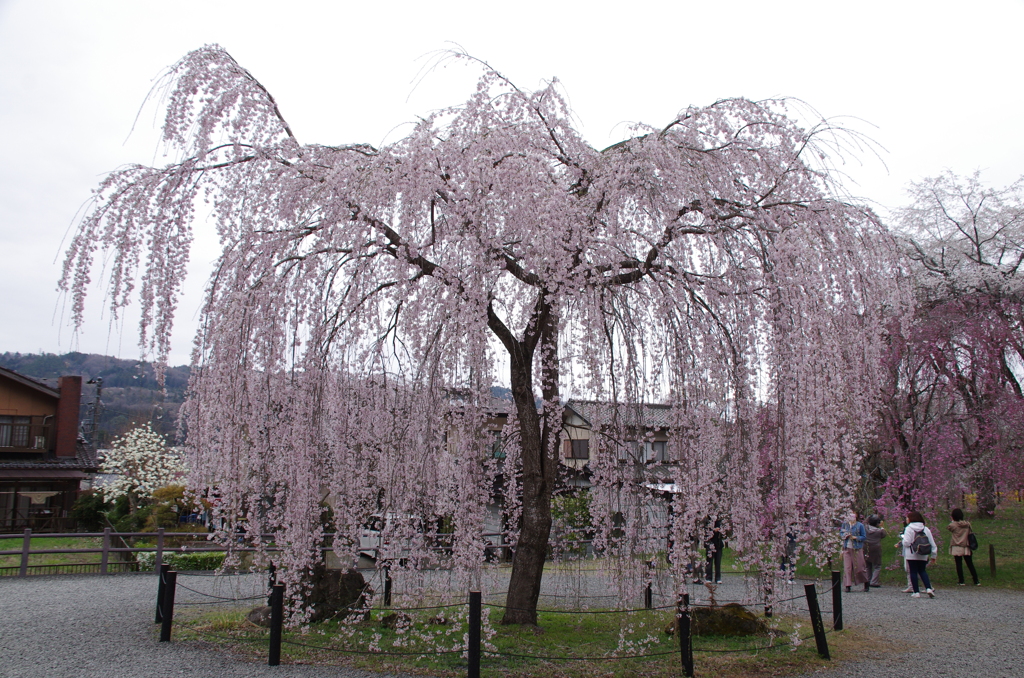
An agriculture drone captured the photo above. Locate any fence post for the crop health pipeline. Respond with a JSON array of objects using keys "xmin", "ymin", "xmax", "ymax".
[
  {"xmin": 100, "ymin": 527, "xmax": 111, "ymax": 575},
  {"xmin": 830, "ymin": 570, "xmax": 843, "ymax": 631},
  {"xmin": 989, "ymin": 544, "xmax": 996, "ymax": 579},
  {"xmin": 803, "ymin": 583, "xmax": 830, "ymax": 660},
  {"xmin": 383, "ymin": 565, "xmax": 393, "ymax": 607},
  {"xmin": 155, "ymin": 528, "xmax": 165, "ymax": 572},
  {"xmin": 155, "ymin": 563, "xmax": 170, "ymax": 623},
  {"xmin": 159, "ymin": 570, "xmax": 177, "ymax": 642},
  {"xmin": 645, "ymin": 560, "xmax": 655, "ymax": 609},
  {"xmin": 268, "ymin": 583, "xmax": 285, "ymax": 666},
  {"xmin": 677, "ymin": 593, "xmax": 693, "ymax": 677},
  {"xmin": 19, "ymin": 528, "xmax": 31, "ymax": 577},
  {"xmin": 468, "ymin": 591, "xmax": 481, "ymax": 678}
]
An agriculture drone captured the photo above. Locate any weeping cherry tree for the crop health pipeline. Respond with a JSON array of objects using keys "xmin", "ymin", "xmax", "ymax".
[{"xmin": 61, "ymin": 46, "xmax": 907, "ymax": 624}]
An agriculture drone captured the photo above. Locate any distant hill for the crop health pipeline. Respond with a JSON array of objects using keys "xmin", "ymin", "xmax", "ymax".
[
  {"xmin": 0, "ymin": 351, "xmax": 189, "ymax": 446},
  {"xmin": 1, "ymin": 352, "xmax": 517, "ymax": 447}
]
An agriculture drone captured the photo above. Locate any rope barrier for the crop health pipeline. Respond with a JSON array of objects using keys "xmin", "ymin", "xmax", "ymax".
[
  {"xmin": 536, "ymin": 592, "xmax": 621, "ymax": 599},
  {"xmin": 176, "ymin": 622, "xmax": 269, "ymax": 643},
  {"xmin": 692, "ymin": 632, "xmax": 818, "ymax": 654},
  {"xmin": 377, "ymin": 601, "xmax": 468, "ymax": 612},
  {"xmin": 161, "ymin": 568, "xmax": 844, "ymax": 670},
  {"xmin": 482, "ymin": 602, "xmax": 676, "ymax": 614},
  {"xmin": 485, "ymin": 648, "xmax": 681, "ymax": 661},
  {"xmin": 280, "ymin": 636, "xmax": 466, "ymax": 656},
  {"xmin": 175, "ymin": 581, "xmax": 266, "ymax": 601}
]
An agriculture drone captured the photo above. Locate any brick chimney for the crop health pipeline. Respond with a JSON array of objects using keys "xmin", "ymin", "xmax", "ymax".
[{"xmin": 55, "ymin": 375, "xmax": 82, "ymax": 458}]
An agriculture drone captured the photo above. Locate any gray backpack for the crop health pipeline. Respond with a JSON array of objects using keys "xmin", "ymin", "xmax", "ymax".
[{"xmin": 910, "ymin": 529, "xmax": 932, "ymax": 556}]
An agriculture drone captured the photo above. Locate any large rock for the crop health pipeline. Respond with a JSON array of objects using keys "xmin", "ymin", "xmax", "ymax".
[
  {"xmin": 303, "ymin": 564, "xmax": 371, "ymax": 623},
  {"xmin": 246, "ymin": 605, "xmax": 272, "ymax": 627},
  {"xmin": 666, "ymin": 603, "xmax": 768, "ymax": 637}
]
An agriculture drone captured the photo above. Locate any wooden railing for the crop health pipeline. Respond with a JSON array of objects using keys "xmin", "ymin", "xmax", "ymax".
[
  {"xmin": 0, "ymin": 528, "xmax": 516, "ymax": 577},
  {"xmin": 0, "ymin": 528, "xmax": 230, "ymax": 577}
]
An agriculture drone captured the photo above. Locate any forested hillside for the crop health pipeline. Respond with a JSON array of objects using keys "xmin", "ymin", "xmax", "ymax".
[{"xmin": 0, "ymin": 352, "xmax": 189, "ymax": 445}]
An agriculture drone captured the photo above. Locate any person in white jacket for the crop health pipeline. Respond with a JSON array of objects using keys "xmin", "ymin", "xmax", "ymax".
[{"xmin": 899, "ymin": 510, "xmax": 938, "ymax": 598}]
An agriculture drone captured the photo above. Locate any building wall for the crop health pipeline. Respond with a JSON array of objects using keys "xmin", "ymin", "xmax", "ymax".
[
  {"xmin": 0, "ymin": 376, "xmax": 57, "ymax": 418},
  {"xmin": 0, "ymin": 375, "xmax": 59, "ymax": 454}
]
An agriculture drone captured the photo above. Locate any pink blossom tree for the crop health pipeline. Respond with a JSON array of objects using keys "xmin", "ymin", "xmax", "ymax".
[
  {"xmin": 880, "ymin": 171, "xmax": 1024, "ymax": 517},
  {"xmin": 61, "ymin": 46, "xmax": 905, "ymax": 624}
]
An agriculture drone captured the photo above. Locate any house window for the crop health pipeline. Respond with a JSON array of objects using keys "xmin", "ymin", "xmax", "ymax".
[
  {"xmin": 0, "ymin": 417, "xmax": 31, "ymax": 448},
  {"xmin": 569, "ymin": 439, "xmax": 589, "ymax": 460},
  {"xmin": 490, "ymin": 430, "xmax": 505, "ymax": 459},
  {"xmin": 647, "ymin": 441, "xmax": 667, "ymax": 463},
  {"xmin": 617, "ymin": 441, "xmax": 642, "ymax": 463}
]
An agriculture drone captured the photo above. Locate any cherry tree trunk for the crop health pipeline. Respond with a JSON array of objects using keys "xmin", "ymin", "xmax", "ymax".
[
  {"xmin": 976, "ymin": 474, "xmax": 998, "ymax": 518},
  {"xmin": 500, "ymin": 305, "xmax": 560, "ymax": 626}
]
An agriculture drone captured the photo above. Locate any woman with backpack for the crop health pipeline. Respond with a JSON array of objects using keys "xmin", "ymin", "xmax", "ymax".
[
  {"xmin": 947, "ymin": 508, "xmax": 980, "ymax": 586},
  {"xmin": 899, "ymin": 510, "xmax": 938, "ymax": 597}
]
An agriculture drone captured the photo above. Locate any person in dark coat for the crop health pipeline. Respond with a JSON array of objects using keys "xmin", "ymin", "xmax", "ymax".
[{"xmin": 704, "ymin": 517, "xmax": 725, "ymax": 584}]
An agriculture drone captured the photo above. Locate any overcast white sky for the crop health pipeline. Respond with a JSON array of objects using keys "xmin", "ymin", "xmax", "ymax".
[{"xmin": 1, "ymin": 0, "xmax": 1022, "ymax": 366}]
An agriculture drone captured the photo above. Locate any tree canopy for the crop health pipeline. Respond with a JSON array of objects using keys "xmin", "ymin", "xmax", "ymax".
[
  {"xmin": 62, "ymin": 46, "xmax": 907, "ymax": 622},
  {"xmin": 879, "ymin": 171, "xmax": 1024, "ymax": 516}
]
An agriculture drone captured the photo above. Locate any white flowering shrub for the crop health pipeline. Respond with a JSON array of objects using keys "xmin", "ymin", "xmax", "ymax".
[{"xmin": 100, "ymin": 424, "xmax": 186, "ymax": 510}]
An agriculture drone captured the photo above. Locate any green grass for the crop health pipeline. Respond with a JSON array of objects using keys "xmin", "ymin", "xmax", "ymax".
[
  {"xmin": 0, "ymin": 528, "xmax": 212, "ymax": 570},
  {"xmin": 877, "ymin": 499, "xmax": 1024, "ymax": 590},
  {"xmin": 790, "ymin": 498, "xmax": 1024, "ymax": 591},
  {"xmin": 174, "ymin": 603, "xmax": 877, "ymax": 678},
  {"xmin": 0, "ymin": 536, "xmax": 103, "ymax": 567}
]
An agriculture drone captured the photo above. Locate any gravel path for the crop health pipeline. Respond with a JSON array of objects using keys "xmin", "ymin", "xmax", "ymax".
[
  {"xmin": 0, "ymin": 572, "xmax": 415, "ymax": 678},
  {"xmin": 1, "ymin": 572, "xmax": 1022, "ymax": 677},
  {"xmin": 792, "ymin": 583, "xmax": 1024, "ymax": 678}
]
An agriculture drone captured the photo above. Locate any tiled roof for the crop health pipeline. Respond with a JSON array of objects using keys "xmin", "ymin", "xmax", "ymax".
[
  {"xmin": 0, "ymin": 366, "xmax": 60, "ymax": 398},
  {"xmin": 446, "ymin": 392, "xmax": 514, "ymax": 416},
  {"xmin": 565, "ymin": 400, "xmax": 673, "ymax": 429},
  {"xmin": 0, "ymin": 439, "xmax": 99, "ymax": 472}
]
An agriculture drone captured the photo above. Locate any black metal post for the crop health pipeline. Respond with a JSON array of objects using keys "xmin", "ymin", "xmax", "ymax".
[
  {"xmin": 155, "ymin": 563, "xmax": 170, "ymax": 623},
  {"xmin": 468, "ymin": 591, "xmax": 481, "ymax": 678},
  {"xmin": 645, "ymin": 582, "xmax": 653, "ymax": 609},
  {"xmin": 677, "ymin": 593, "xmax": 693, "ymax": 677},
  {"xmin": 383, "ymin": 565, "xmax": 393, "ymax": 607},
  {"xmin": 803, "ymin": 583, "xmax": 830, "ymax": 660},
  {"xmin": 268, "ymin": 583, "xmax": 285, "ymax": 666},
  {"xmin": 19, "ymin": 528, "xmax": 31, "ymax": 578},
  {"xmin": 830, "ymin": 570, "xmax": 843, "ymax": 631},
  {"xmin": 159, "ymin": 570, "xmax": 177, "ymax": 642},
  {"xmin": 989, "ymin": 544, "xmax": 996, "ymax": 578}
]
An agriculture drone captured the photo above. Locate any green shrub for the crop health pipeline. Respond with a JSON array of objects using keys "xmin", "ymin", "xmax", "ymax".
[
  {"xmin": 136, "ymin": 550, "xmax": 225, "ymax": 571},
  {"xmin": 69, "ymin": 490, "xmax": 111, "ymax": 532}
]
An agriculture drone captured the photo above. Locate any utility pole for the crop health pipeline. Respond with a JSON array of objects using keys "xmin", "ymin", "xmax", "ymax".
[{"xmin": 85, "ymin": 377, "xmax": 103, "ymax": 447}]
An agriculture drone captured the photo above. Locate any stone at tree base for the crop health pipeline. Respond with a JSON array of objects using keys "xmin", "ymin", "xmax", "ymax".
[
  {"xmin": 380, "ymin": 612, "xmax": 411, "ymax": 629},
  {"xmin": 303, "ymin": 564, "xmax": 370, "ymax": 623},
  {"xmin": 665, "ymin": 603, "xmax": 768, "ymax": 637},
  {"xmin": 246, "ymin": 606, "xmax": 272, "ymax": 627}
]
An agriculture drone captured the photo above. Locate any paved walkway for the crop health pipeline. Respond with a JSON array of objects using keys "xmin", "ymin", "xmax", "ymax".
[{"xmin": 1, "ymin": 572, "xmax": 1021, "ymax": 677}]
